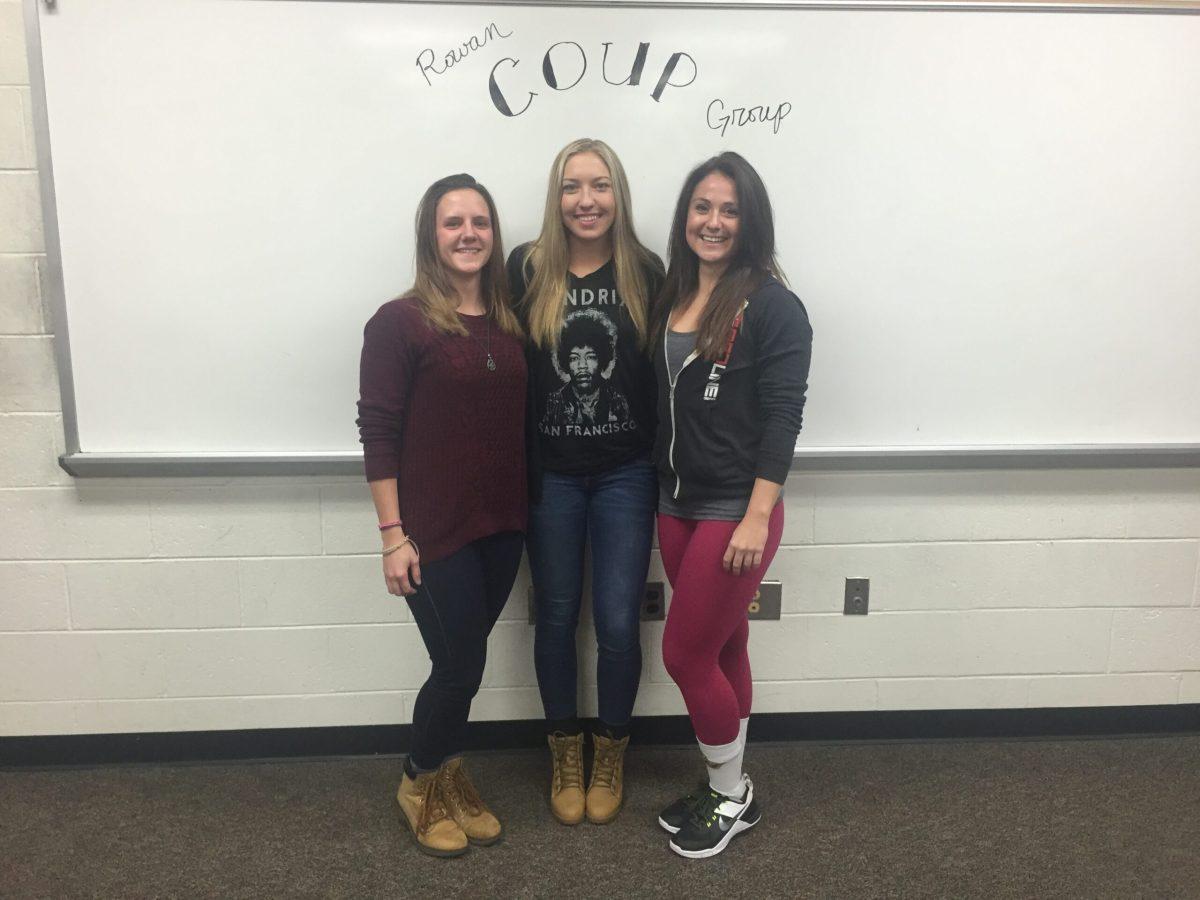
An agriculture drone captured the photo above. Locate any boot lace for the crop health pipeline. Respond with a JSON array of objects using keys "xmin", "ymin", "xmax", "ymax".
[
  {"xmin": 439, "ymin": 762, "xmax": 484, "ymax": 817},
  {"xmin": 549, "ymin": 732, "xmax": 583, "ymax": 792},
  {"xmin": 590, "ymin": 736, "xmax": 628, "ymax": 794},
  {"xmin": 414, "ymin": 774, "xmax": 452, "ymax": 836}
]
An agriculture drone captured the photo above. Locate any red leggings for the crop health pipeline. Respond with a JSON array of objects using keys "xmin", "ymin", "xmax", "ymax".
[{"xmin": 658, "ymin": 503, "xmax": 785, "ymax": 745}]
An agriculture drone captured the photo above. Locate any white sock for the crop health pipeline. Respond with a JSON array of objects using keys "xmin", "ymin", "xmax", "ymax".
[
  {"xmin": 698, "ymin": 718, "xmax": 750, "ymax": 799},
  {"xmin": 735, "ymin": 716, "xmax": 749, "ymax": 781}
]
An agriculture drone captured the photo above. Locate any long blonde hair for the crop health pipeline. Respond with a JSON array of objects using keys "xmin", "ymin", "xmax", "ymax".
[
  {"xmin": 522, "ymin": 139, "xmax": 662, "ymax": 349},
  {"xmin": 407, "ymin": 173, "xmax": 522, "ymax": 338}
]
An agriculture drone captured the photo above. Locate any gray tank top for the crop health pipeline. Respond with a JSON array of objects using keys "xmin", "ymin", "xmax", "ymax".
[{"xmin": 665, "ymin": 329, "xmax": 696, "ymax": 384}]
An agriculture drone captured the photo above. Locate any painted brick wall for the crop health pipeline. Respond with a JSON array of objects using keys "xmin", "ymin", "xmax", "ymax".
[{"xmin": 2, "ymin": 0, "xmax": 1198, "ymax": 737}]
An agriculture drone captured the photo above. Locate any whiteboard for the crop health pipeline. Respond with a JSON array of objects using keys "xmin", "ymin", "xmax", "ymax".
[{"xmin": 32, "ymin": 0, "xmax": 1200, "ymax": 468}]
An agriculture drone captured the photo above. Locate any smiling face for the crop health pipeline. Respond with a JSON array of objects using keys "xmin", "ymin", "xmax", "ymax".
[
  {"xmin": 685, "ymin": 172, "xmax": 740, "ymax": 272},
  {"xmin": 560, "ymin": 151, "xmax": 616, "ymax": 247},
  {"xmin": 435, "ymin": 188, "xmax": 493, "ymax": 279}
]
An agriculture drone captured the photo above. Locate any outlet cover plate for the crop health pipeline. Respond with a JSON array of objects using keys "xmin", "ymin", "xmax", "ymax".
[
  {"xmin": 642, "ymin": 581, "xmax": 666, "ymax": 620},
  {"xmin": 748, "ymin": 581, "xmax": 782, "ymax": 620},
  {"xmin": 844, "ymin": 578, "xmax": 870, "ymax": 615}
]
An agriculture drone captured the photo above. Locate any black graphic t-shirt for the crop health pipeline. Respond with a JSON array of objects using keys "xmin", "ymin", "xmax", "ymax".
[{"xmin": 507, "ymin": 244, "xmax": 660, "ymax": 477}]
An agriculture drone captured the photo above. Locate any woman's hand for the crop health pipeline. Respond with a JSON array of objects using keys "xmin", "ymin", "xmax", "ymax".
[
  {"xmin": 382, "ymin": 542, "xmax": 422, "ymax": 596},
  {"xmin": 724, "ymin": 510, "xmax": 768, "ymax": 575}
]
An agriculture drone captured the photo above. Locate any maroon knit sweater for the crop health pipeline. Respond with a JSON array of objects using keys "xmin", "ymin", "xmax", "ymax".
[{"xmin": 356, "ymin": 297, "xmax": 527, "ymax": 563}]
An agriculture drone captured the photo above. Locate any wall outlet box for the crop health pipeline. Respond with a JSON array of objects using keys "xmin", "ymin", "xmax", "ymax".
[
  {"xmin": 844, "ymin": 578, "xmax": 870, "ymax": 614},
  {"xmin": 641, "ymin": 582, "xmax": 666, "ymax": 620},
  {"xmin": 747, "ymin": 581, "xmax": 782, "ymax": 620}
]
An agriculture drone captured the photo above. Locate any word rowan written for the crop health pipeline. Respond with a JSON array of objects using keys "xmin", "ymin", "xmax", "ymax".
[{"xmin": 416, "ymin": 22, "xmax": 513, "ymax": 87}]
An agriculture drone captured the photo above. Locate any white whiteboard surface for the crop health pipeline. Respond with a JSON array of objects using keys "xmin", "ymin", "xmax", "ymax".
[{"xmin": 33, "ymin": 0, "xmax": 1200, "ymax": 463}]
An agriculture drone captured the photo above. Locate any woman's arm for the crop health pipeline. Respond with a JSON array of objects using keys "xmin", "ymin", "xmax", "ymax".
[
  {"xmin": 369, "ymin": 477, "xmax": 421, "ymax": 596},
  {"xmin": 356, "ymin": 305, "xmax": 416, "ymax": 482},
  {"xmin": 752, "ymin": 288, "xmax": 813, "ymax": 486},
  {"xmin": 357, "ymin": 303, "xmax": 420, "ymax": 594},
  {"xmin": 723, "ymin": 477, "xmax": 780, "ymax": 575},
  {"xmin": 724, "ymin": 287, "xmax": 813, "ymax": 575}
]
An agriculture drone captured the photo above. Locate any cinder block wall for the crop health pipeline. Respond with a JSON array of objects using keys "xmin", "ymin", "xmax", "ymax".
[{"xmin": 2, "ymin": 1, "xmax": 1197, "ymax": 738}]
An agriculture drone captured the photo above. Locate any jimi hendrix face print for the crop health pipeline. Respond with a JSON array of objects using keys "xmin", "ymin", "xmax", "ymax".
[{"xmin": 539, "ymin": 308, "xmax": 636, "ymax": 437}]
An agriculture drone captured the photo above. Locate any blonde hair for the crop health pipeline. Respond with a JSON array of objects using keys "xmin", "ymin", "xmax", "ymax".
[
  {"xmin": 407, "ymin": 174, "xmax": 522, "ymax": 338},
  {"xmin": 522, "ymin": 139, "xmax": 662, "ymax": 349}
]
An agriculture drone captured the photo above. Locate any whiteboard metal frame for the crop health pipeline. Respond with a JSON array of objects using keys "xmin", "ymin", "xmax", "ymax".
[
  {"xmin": 51, "ymin": 445, "xmax": 1200, "ymax": 478},
  {"xmin": 26, "ymin": 0, "xmax": 1200, "ymax": 477}
]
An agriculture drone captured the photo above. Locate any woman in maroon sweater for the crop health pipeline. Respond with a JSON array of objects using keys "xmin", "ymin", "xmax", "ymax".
[{"xmin": 356, "ymin": 174, "xmax": 526, "ymax": 858}]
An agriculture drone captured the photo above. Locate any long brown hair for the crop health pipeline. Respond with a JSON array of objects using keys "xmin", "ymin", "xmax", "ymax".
[
  {"xmin": 406, "ymin": 173, "xmax": 521, "ymax": 337},
  {"xmin": 521, "ymin": 139, "xmax": 662, "ymax": 349},
  {"xmin": 659, "ymin": 153, "xmax": 785, "ymax": 361}
]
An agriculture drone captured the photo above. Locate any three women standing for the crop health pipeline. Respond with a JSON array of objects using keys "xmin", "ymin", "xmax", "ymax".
[
  {"xmin": 357, "ymin": 174, "xmax": 527, "ymax": 857},
  {"xmin": 653, "ymin": 152, "xmax": 813, "ymax": 859},
  {"xmin": 507, "ymin": 138, "xmax": 664, "ymax": 826},
  {"xmin": 359, "ymin": 149, "xmax": 810, "ymax": 861}
]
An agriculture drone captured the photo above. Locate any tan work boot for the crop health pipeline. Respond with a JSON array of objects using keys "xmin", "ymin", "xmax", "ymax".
[
  {"xmin": 438, "ymin": 757, "xmax": 503, "ymax": 846},
  {"xmin": 396, "ymin": 769, "xmax": 469, "ymax": 858},
  {"xmin": 586, "ymin": 731, "xmax": 629, "ymax": 824},
  {"xmin": 547, "ymin": 731, "xmax": 586, "ymax": 825}
]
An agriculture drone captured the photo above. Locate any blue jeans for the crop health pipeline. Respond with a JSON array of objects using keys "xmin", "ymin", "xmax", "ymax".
[{"xmin": 527, "ymin": 457, "xmax": 657, "ymax": 727}]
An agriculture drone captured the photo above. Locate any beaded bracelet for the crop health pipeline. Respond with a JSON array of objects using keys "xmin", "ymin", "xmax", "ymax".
[{"xmin": 382, "ymin": 536, "xmax": 419, "ymax": 558}]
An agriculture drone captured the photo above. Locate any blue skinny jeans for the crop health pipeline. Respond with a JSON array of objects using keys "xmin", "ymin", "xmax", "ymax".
[{"xmin": 526, "ymin": 457, "xmax": 657, "ymax": 728}]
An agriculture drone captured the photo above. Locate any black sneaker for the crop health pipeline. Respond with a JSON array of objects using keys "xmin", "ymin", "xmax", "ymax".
[
  {"xmin": 668, "ymin": 779, "xmax": 760, "ymax": 859},
  {"xmin": 656, "ymin": 782, "xmax": 709, "ymax": 834}
]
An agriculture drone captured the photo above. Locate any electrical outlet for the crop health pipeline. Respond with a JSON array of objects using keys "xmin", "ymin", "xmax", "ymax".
[
  {"xmin": 844, "ymin": 578, "xmax": 869, "ymax": 615},
  {"xmin": 641, "ymin": 581, "xmax": 666, "ymax": 620},
  {"xmin": 747, "ymin": 581, "xmax": 782, "ymax": 620}
]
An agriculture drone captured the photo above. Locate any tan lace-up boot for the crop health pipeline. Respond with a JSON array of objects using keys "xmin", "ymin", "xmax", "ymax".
[
  {"xmin": 396, "ymin": 770, "xmax": 469, "ymax": 857},
  {"xmin": 586, "ymin": 731, "xmax": 629, "ymax": 824},
  {"xmin": 547, "ymin": 731, "xmax": 586, "ymax": 825},
  {"xmin": 438, "ymin": 757, "xmax": 503, "ymax": 846}
]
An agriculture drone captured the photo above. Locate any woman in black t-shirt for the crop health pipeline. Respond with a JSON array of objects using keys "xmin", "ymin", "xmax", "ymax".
[{"xmin": 507, "ymin": 138, "xmax": 663, "ymax": 827}]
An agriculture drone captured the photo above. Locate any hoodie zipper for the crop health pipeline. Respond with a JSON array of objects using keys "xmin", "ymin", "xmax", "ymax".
[{"xmin": 664, "ymin": 326, "xmax": 699, "ymax": 501}]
